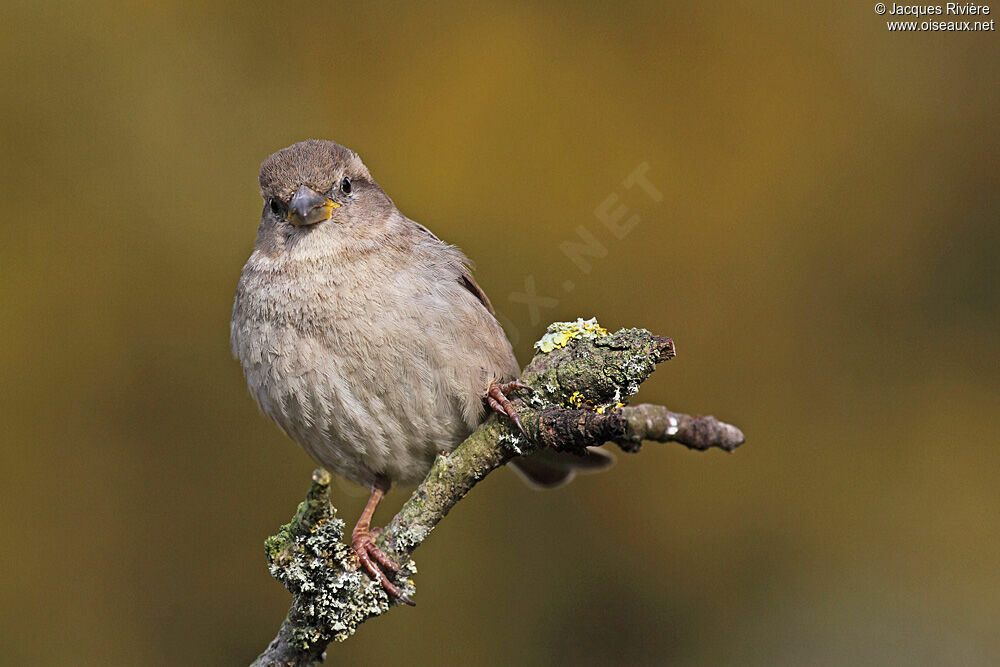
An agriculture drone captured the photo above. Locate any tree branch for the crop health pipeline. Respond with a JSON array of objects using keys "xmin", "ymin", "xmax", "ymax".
[{"xmin": 251, "ymin": 319, "xmax": 745, "ymax": 666}]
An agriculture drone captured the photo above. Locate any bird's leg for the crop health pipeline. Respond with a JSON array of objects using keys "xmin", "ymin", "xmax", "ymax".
[
  {"xmin": 487, "ymin": 380, "xmax": 530, "ymax": 437},
  {"xmin": 352, "ymin": 478, "xmax": 415, "ymax": 606}
]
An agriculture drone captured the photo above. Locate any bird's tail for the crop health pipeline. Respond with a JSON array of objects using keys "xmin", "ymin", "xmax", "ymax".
[{"xmin": 509, "ymin": 446, "xmax": 615, "ymax": 489}]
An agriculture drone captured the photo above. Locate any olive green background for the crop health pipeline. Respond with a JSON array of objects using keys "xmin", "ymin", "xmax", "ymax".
[{"xmin": 2, "ymin": 2, "xmax": 997, "ymax": 665}]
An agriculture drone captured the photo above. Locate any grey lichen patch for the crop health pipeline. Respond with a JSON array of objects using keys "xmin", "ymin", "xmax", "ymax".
[
  {"xmin": 267, "ymin": 511, "xmax": 417, "ymax": 643},
  {"xmin": 263, "ymin": 469, "xmax": 417, "ymax": 646},
  {"xmin": 388, "ymin": 520, "xmax": 432, "ymax": 556},
  {"xmin": 534, "ymin": 317, "xmax": 610, "ymax": 353},
  {"xmin": 497, "ymin": 428, "xmax": 527, "ymax": 455}
]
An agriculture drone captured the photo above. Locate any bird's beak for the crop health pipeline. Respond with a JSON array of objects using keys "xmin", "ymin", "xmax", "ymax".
[{"xmin": 289, "ymin": 184, "xmax": 340, "ymax": 226}]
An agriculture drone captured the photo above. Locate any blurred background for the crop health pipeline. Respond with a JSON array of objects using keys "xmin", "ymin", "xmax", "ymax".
[{"xmin": 2, "ymin": 1, "xmax": 998, "ymax": 665}]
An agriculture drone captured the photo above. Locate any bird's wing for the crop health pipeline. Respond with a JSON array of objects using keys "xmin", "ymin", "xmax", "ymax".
[
  {"xmin": 458, "ymin": 272, "xmax": 495, "ymax": 315},
  {"xmin": 409, "ymin": 219, "xmax": 495, "ymax": 315}
]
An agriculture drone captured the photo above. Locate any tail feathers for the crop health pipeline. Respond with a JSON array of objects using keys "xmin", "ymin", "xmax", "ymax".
[{"xmin": 510, "ymin": 447, "xmax": 615, "ymax": 489}]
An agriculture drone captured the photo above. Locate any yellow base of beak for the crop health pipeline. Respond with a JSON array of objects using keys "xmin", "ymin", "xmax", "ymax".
[{"xmin": 289, "ymin": 199, "xmax": 341, "ymax": 226}]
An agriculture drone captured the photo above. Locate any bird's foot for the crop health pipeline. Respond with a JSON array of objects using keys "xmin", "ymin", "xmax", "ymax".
[
  {"xmin": 352, "ymin": 526, "xmax": 415, "ymax": 606},
  {"xmin": 487, "ymin": 380, "xmax": 530, "ymax": 437}
]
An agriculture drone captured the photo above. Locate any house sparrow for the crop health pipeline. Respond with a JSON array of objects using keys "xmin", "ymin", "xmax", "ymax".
[{"xmin": 231, "ymin": 140, "xmax": 612, "ymax": 603}]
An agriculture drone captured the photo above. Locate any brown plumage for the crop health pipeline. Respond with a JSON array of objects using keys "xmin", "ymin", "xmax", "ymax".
[{"xmin": 231, "ymin": 140, "xmax": 612, "ymax": 602}]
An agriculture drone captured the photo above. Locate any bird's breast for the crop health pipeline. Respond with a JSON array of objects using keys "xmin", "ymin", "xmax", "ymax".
[{"xmin": 231, "ymin": 250, "xmax": 511, "ymax": 486}]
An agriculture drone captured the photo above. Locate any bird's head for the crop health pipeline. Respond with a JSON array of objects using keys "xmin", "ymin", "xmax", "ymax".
[{"xmin": 258, "ymin": 140, "xmax": 393, "ymax": 233}]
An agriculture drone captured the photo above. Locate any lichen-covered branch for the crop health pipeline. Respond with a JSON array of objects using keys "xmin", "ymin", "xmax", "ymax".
[{"xmin": 252, "ymin": 319, "xmax": 745, "ymax": 666}]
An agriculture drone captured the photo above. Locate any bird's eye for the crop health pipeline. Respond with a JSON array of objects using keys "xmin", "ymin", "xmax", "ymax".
[
  {"xmin": 268, "ymin": 198, "xmax": 285, "ymax": 217},
  {"xmin": 341, "ymin": 177, "xmax": 352, "ymax": 194}
]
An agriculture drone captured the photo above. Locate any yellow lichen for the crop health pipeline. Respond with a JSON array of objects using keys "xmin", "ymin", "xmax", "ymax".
[
  {"xmin": 568, "ymin": 391, "xmax": 584, "ymax": 407},
  {"xmin": 534, "ymin": 317, "xmax": 610, "ymax": 353}
]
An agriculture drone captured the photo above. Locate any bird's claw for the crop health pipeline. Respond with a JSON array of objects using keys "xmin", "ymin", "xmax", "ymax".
[
  {"xmin": 352, "ymin": 528, "xmax": 415, "ymax": 606},
  {"xmin": 487, "ymin": 380, "xmax": 530, "ymax": 438}
]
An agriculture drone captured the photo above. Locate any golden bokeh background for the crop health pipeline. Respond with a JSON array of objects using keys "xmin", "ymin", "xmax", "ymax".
[{"xmin": 2, "ymin": 2, "xmax": 997, "ymax": 665}]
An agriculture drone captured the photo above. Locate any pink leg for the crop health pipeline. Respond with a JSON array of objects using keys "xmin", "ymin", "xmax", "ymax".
[{"xmin": 351, "ymin": 479, "xmax": 414, "ymax": 606}]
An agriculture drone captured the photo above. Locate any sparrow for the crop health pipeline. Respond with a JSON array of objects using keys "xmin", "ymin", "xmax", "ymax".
[{"xmin": 231, "ymin": 140, "xmax": 612, "ymax": 603}]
